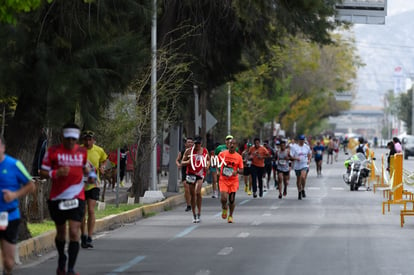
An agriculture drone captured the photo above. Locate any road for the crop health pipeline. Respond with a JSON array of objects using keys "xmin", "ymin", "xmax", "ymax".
[{"xmin": 14, "ymin": 148, "xmax": 414, "ymax": 275}]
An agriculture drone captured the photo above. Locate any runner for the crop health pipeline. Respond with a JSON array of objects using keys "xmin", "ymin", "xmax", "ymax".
[
  {"xmin": 175, "ymin": 137, "xmax": 193, "ymax": 211},
  {"xmin": 181, "ymin": 136, "xmax": 210, "ymax": 223},
  {"xmin": 290, "ymin": 135, "xmax": 312, "ymax": 200},
  {"xmin": 218, "ymin": 138, "xmax": 243, "ymax": 223},
  {"xmin": 248, "ymin": 138, "xmax": 270, "ymax": 198},
  {"xmin": 276, "ymin": 140, "xmax": 291, "ymax": 199},
  {"xmin": 241, "ymin": 143, "xmax": 252, "ymax": 195},
  {"xmin": 313, "ymin": 140, "xmax": 325, "ymax": 177},
  {"xmin": 0, "ymin": 135, "xmax": 35, "ymax": 275},
  {"xmin": 40, "ymin": 123, "xmax": 90, "ymax": 275}
]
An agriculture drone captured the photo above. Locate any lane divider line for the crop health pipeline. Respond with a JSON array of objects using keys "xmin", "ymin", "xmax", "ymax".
[{"xmin": 106, "ymin": 255, "xmax": 146, "ymax": 274}]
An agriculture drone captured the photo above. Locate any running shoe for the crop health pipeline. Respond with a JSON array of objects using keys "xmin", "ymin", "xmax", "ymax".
[
  {"xmin": 221, "ymin": 208, "xmax": 228, "ymax": 219},
  {"xmin": 81, "ymin": 234, "xmax": 88, "ymax": 249},
  {"xmin": 86, "ymin": 236, "xmax": 94, "ymax": 248},
  {"xmin": 301, "ymin": 190, "xmax": 306, "ymax": 198},
  {"xmin": 185, "ymin": 205, "xmax": 191, "ymax": 212},
  {"xmin": 56, "ymin": 268, "xmax": 66, "ymax": 275},
  {"xmin": 228, "ymin": 216, "xmax": 233, "ymax": 223},
  {"xmin": 193, "ymin": 215, "xmax": 197, "ymax": 223},
  {"xmin": 283, "ymin": 188, "xmax": 287, "ymax": 197},
  {"xmin": 244, "ymin": 185, "xmax": 248, "ymax": 192},
  {"xmin": 298, "ymin": 192, "xmax": 302, "ymax": 200},
  {"xmin": 278, "ymin": 194, "xmax": 282, "ymax": 199},
  {"xmin": 253, "ymin": 192, "xmax": 257, "ymax": 198},
  {"xmin": 196, "ymin": 214, "xmax": 201, "ymax": 223},
  {"xmin": 247, "ymin": 190, "xmax": 252, "ymax": 196},
  {"xmin": 66, "ymin": 270, "xmax": 79, "ymax": 275}
]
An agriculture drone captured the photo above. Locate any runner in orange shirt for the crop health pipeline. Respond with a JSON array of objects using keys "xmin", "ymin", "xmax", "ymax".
[{"xmin": 218, "ymin": 138, "xmax": 243, "ymax": 223}]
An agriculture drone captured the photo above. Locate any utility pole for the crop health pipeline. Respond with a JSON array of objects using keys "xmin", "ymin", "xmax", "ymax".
[
  {"xmin": 150, "ymin": 0, "xmax": 157, "ymax": 191},
  {"xmin": 194, "ymin": 85, "xmax": 200, "ymax": 135},
  {"xmin": 227, "ymin": 83, "xmax": 231, "ymax": 135}
]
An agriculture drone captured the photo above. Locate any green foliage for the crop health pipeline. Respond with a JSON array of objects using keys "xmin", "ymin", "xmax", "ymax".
[
  {"xmin": 397, "ymin": 89, "xmax": 413, "ymax": 134},
  {"xmin": 0, "ymin": 0, "xmax": 44, "ymax": 24}
]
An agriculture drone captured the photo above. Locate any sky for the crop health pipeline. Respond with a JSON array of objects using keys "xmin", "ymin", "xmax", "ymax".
[{"xmin": 351, "ymin": 0, "xmax": 414, "ymax": 107}]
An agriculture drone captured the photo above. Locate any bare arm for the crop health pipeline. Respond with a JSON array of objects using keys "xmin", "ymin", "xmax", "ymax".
[{"xmin": 2, "ymin": 180, "xmax": 36, "ymax": 203}]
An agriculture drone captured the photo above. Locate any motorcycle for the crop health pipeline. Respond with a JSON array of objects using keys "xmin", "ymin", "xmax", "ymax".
[{"xmin": 342, "ymin": 152, "xmax": 371, "ymax": 191}]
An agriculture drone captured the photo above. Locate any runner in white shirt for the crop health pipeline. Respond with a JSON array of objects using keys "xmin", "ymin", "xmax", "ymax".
[{"xmin": 290, "ymin": 135, "xmax": 312, "ymax": 200}]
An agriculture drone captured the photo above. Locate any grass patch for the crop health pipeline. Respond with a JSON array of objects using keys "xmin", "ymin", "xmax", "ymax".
[
  {"xmin": 27, "ymin": 203, "xmax": 143, "ymax": 237},
  {"xmin": 27, "ymin": 220, "xmax": 55, "ymax": 237},
  {"xmin": 95, "ymin": 203, "xmax": 142, "ymax": 219}
]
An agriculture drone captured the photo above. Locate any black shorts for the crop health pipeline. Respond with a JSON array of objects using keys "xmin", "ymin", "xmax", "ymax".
[
  {"xmin": 48, "ymin": 199, "xmax": 85, "ymax": 225},
  {"xmin": 0, "ymin": 219, "xmax": 20, "ymax": 244},
  {"xmin": 85, "ymin": 187, "xmax": 100, "ymax": 201},
  {"xmin": 277, "ymin": 170, "xmax": 290, "ymax": 176},
  {"xmin": 181, "ymin": 166, "xmax": 187, "ymax": 182},
  {"xmin": 243, "ymin": 166, "xmax": 251, "ymax": 176},
  {"xmin": 186, "ymin": 174, "xmax": 203, "ymax": 185}
]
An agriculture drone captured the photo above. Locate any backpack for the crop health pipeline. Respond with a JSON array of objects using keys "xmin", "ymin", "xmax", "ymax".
[{"xmin": 356, "ymin": 144, "xmax": 364, "ymax": 154}]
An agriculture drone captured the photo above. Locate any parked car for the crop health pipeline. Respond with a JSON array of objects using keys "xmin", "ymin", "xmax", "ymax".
[{"xmin": 402, "ymin": 135, "xmax": 414, "ymax": 159}]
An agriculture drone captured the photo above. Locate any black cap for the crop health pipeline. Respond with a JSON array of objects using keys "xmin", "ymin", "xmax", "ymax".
[{"xmin": 194, "ymin": 136, "xmax": 202, "ymax": 144}]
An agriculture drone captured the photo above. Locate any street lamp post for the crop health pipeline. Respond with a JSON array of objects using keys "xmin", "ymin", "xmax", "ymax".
[
  {"xmin": 227, "ymin": 83, "xmax": 231, "ymax": 135},
  {"xmin": 150, "ymin": 0, "xmax": 157, "ymax": 191}
]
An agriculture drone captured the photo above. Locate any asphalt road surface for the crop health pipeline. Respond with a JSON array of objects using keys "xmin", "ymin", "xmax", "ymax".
[{"xmin": 14, "ymin": 148, "xmax": 414, "ymax": 275}]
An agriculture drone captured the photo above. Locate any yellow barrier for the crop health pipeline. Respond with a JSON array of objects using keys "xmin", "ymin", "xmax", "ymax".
[{"xmin": 382, "ymin": 154, "xmax": 414, "ymax": 214}]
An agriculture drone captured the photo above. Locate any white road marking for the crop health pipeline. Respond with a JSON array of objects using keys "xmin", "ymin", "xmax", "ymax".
[
  {"xmin": 217, "ymin": 247, "xmax": 233, "ymax": 255},
  {"xmin": 237, "ymin": 232, "xmax": 250, "ymax": 238},
  {"xmin": 251, "ymin": 221, "xmax": 262, "ymax": 226},
  {"xmin": 332, "ymin": 187, "xmax": 345, "ymax": 190},
  {"xmin": 106, "ymin": 256, "xmax": 146, "ymax": 275},
  {"xmin": 195, "ymin": 270, "xmax": 211, "ymax": 275},
  {"xmin": 262, "ymin": 213, "xmax": 272, "ymax": 217}
]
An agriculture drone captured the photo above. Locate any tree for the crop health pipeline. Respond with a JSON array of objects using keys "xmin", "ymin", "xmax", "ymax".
[{"xmin": 397, "ymin": 88, "xmax": 413, "ymax": 134}]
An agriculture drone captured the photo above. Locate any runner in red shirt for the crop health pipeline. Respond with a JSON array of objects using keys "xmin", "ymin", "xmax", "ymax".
[
  {"xmin": 40, "ymin": 123, "xmax": 92, "ymax": 275},
  {"xmin": 181, "ymin": 136, "xmax": 209, "ymax": 223},
  {"xmin": 218, "ymin": 138, "xmax": 243, "ymax": 223}
]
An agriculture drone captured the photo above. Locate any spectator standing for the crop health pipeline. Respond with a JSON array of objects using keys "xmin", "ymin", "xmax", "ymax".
[{"xmin": 393, "ymin": 137, "xmax": 402, "ymax": 153}]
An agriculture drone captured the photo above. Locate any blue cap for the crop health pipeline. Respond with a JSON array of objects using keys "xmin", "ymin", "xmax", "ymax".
[{"xmin": 298, "ymin": 135, "xmax": 306, "ymax": 140}]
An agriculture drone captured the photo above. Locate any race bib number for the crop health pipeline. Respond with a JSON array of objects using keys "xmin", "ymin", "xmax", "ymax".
[
  {"xmin": 58, "ymin": 199, "xmax": 79, "ymax": 211},
  {"xmin": 223, "ymin": 166, "xmax": 234, "ymax": 177},
  {"xmin": 246, "ymin": 160, "xmax": 252, "ymax": 167},
  {"xmin": 186, "ymin": 175, "xmax": 197, "ymax": 183},
  {"xmin": 316, "ymin": 150, "xmax": 322, "ymax": 155},
  {"xmin": 278, "ymin": 160, "xmax": 286, "ymax": 165},
  {"xmin": 0, "ymin": 212, "xmax": 8, "ymax": 231}
]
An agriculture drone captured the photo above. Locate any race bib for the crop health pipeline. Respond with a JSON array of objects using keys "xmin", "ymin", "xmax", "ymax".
[
  {"xmin": 278, "ymin": 160, "xmax": 286, "ymax": 165},
  {"xmin": 0, "ymin": 212, "xmax": 8, "ymax": 231},
  {"xmin": 186, "ymin": 175, "xmax": 197, "ymax": 183},
  {"xmin": 58, "ymin": 199, "xmax": 79, "ymax": 211},
  {"xmin": 223, "ymin": 166, "xmax": 234, "ymax": 177},
  {"xmin": 316, "ymin": 150, "xmax": 322, "ymax": 155}
]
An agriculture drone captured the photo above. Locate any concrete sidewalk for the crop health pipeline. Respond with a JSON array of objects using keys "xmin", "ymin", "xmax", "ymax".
[{"xmin": 16, "ymin": 175, "xmax": 212, "ymax": 264}]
